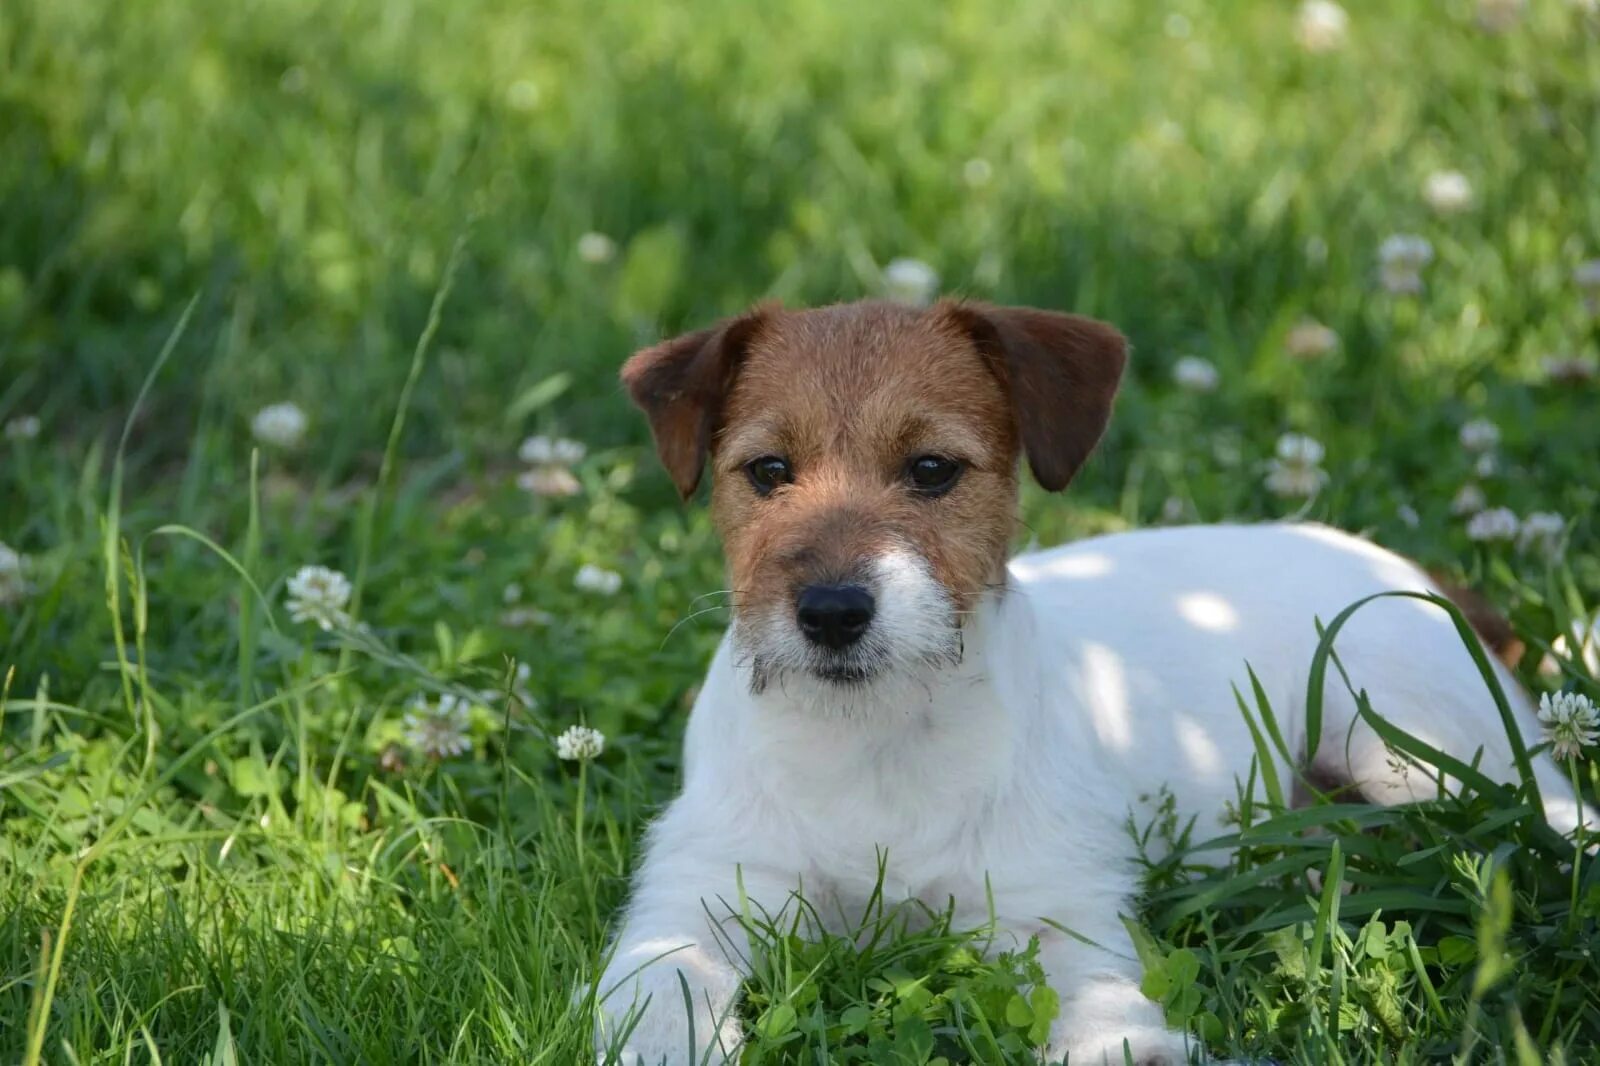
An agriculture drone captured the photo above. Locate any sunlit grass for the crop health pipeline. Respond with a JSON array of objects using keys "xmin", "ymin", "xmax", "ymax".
[{"xmin": 2, "ymin": 0, "xmax": 1599, "ymax": 1061}]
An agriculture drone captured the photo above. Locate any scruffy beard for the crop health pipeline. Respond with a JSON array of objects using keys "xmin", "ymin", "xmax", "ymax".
[{"xmin": 731, "ymin": 550, "xmax": 967, "ymax": 710}]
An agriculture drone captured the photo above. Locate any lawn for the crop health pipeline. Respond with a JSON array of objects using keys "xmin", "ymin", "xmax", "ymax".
[{"xmin": 2, "ymin": 0, "xmax": 1600, "ymax": 1061}]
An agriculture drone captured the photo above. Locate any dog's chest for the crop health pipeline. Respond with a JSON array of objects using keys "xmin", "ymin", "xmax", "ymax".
[{"xmin": 752, "ymin": 714, "xmax": 1017, "ymax": 912}]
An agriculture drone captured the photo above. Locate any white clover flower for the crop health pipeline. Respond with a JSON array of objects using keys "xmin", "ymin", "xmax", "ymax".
[
  {"xmin": 1537, "ymin": 691, "xmax": 1599, "ymax": 760},
  {"xmin": 1378, "ymin": 235, "xmax": 1435, "ymax": 295},
  {"xmin": 555, "ymin": 724, "xmax": 606, "ymax": 761},
  {"xmin": 505, "ymin": 79, "xmax": 541, "ymax": 112},
  {"xmin": 1451, "ymin": 483, "xmax": 1487, "ymax": 516},
  {"xmin": 518, "ymin": 435, "xmax": 586, "ymax": 465},
  {"xmin": 1276, "ymin": 433, "xmax": 1325, "ymax": 466},
  {"xmin": 0, "ymin": 541, "xmax": 31, "ymax": 605},
  {"xmin": 1458, "ymin": 418, "xmax": 1500, "ymax": 452},
  {"xmin": 251, "ymin": 402, "xmax": 308, "ymax": 449},
  {"xmin": 502, "ymin": 582, "xmax": 523, "ymax": 604},
  {"xmin": 576, "ymin": 232, "xmax": 616, "ymax": 265},
  {"xmin": 1518, "ymin": 511, "xmax": 1565, "ymax": 560},
  {"xmin": 574, "ymin": 563, "xmax": 622, "ymax": 596},
  {"xmin": 517, "ymin": 466, "xmax": 581, "ymax": 497},
  {"xmin": 882, "ymin": 258, "xmax": 940, "ymax": 306},
  {"xmin": 1172, "ymin": 356, "xmax": 1220, "ymax": 393},
  {"xmin": 517, "ymin": 435, "xmax": 586, "ymax": 497},
  {"xmin": 1539, "ymin": 354, "xmax": 1597, "ymax": 385},
  {"xmin": 285, "ymin": 564, "xmax": 353, "ymax": 630},
  {"xmin": 404, "ymin": 694, "xmax": 473, "ymax": 760},
  {"xmin": 500, "ymin": 605, "xmax": 555, "ymax": 628},
  {"xmin": 1477, "ymin": 0, "xmax": 1526, "ymax": 33},
  {"xmin": 1296, "ymin": 0, "xmax": 1350, "ymax": 52},
  {"xmin": 1264, "ymin": 433, "xmax": 1329, "ymax": 498},
  {"xmin": 1423, "ymin": 171, "xmax": 1474, "ymax": 214},
  {"xmin": 962, "ymin": 158, "xmax": 994, "ymax": 187},
  {"xmin": 1473, "ymin": 452, "xmax": 1498, "ymax": 479},
  {"xmin": 4, "ymin": 415, "xmax": 40, "ymax": 441},
  {"xmin": 1285, "ymin": 318, "xmax": 1340, "ymax": 360},
  {"xmin": 1465, "ymin": 506, "xmax": 1519, "ymax": 543}
]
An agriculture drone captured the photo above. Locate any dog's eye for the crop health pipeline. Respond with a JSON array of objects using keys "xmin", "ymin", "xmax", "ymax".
[
  {"xmin": 906, "ymin": 455, "xmax": 962, "ymax": 497},
  {"xmin": 745, "ymin": 455, "xmax": 793, "ymax": 495}
]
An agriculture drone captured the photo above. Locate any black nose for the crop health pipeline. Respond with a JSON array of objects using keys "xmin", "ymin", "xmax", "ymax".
[{"xmin": 795, "ymin": 584, "xmax": 875, "ymax": 650}]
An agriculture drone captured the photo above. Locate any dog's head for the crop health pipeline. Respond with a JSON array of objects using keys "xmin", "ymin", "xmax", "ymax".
[{"xmin": 622, "ymin": 299, "xmax": 1126, "ymax": 694}]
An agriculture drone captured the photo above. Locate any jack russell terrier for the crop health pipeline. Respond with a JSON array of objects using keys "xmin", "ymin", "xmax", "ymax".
[{"xmin": 592, "ymin": 299, "xmax": 1591, "ymax": 1064}]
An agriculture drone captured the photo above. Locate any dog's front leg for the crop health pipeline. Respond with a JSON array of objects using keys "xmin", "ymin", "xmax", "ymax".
[
  {"xmin": 1027, "ymin": 914, "xmax": 1197, "ymax": 1066},
  {"xmin": 592, "ymin": 913, "xmax": 745, "ymax": 1066},
  {"xmin": 592, "ymin": 838, "xmax": 793, "ymax": 1066}
]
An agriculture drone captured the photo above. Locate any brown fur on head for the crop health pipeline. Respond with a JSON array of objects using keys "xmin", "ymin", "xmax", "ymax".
[{"xmin": 622, "ymin": 299, "xmax": 1127, "ymax": 690}]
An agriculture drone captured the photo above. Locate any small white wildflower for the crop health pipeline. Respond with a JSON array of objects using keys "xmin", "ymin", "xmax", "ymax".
[
  {"xmin": 505, "ymin": 79, "xmax": 541, "ymax": 111},
  {"xmin": 555, "ymin": 724, "xmax": 606, "ymax": 761},
  {"xmin": 1473, "ymin": 452, "xmax": 1499, "ymax": 479},
  {"xmin": 1296, "ymin": 0, "xmax": 1350, "ymax": 52},
  {"xmin": 0, "ymin": 541, "xmax": 31, "ymax": 604},
  {"xmin": 500, "ymin": 605, "xmax": 555, "ymax": 628},
  {"xmin": 517, "ymin": 466, "xmax": 581, "ymax": 497},
  {"xmin": 1465, "ymin": 506, "xmax": 1519, "ymax": 543},
  {"xmin": 1397, "ymin": 503, "xmax": 1421, "ymax": 529},
  {"xmin": 4, "ymin": 415, "xmax": 40, "ymax": 441},
  {"xmin": 502, "ymin": 582, "xmax": 523, "ymax": 604},
  {"xmin": 1285, "ymin": 318, "xmax": 1340, "ymax": 360},
  {"xmin": 881, "ymin": 258, "xmax": 940, "ymax": 306},
  {"xmin": 1264, "ymin": 433, "xmax": 1329, "ymax": 498},
  {"xmin": 251, "ymin": 402, "xmax": 308, "ymax": 449},
  {"xmin": 1276, "ymin": 433, "xmax": 1325, "ymax": 466},
  {"xmin": 962, "ymin": 158, "xmax": 993, "ymax": 187},
  {"xmin": 403, "ymin": 694, "xmax": 473, "ymax": 760},
  {"xmin": 574, "ymin": 563, "xmax": 622, "ymax": 596},
  {"xmin": 518, "ymin": 435, "xmax": 586, "ymax": 465},
  {"xmin": 1458, "ymin": 418, "xmax": 1500, "ymax": 452},
  {"xmin": 1423, "ymin": 171, "xmax": 1474, "ymax": 214},
  {"xmin": 1539, "ymin": 354, "xmax": 1597, "ymax": 385},
  {"xmin": 517, "ymin": 435, "xmax": 586, "ymax": 497},
  {"xmin": 576, "ymin": 232, "xmax": 616, "ymax": 265},
  {"xmin": 1537, "ymin": 691, "xmax": 1599, "ymax": 760},
  {"xmin": 1450, "ymin": 484, "xmax": 1487, "ymax": 516},
  {"xmin": 1518, "ymin": 511, "xmax": 1565, "ymax": 560},
  {"xmin": 1378, "ymin": 235, "xmax": 1434, "ymax": 295},
  {"xmin": 284, "ymin": 564, "xmax": 353, "ymax": 630},
  {"xmin": 1477, "ymin": 0, "xmax": 1526, "ymax": 33},
  {"xmin": 1172, "ymin": 356, "xmax": 1220, "ymax": 393}
]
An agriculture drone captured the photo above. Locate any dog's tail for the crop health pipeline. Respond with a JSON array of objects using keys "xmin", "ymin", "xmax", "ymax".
[{"xmin": 1428, "ymin": 569, "xmax": 1525, "ymax": 670}]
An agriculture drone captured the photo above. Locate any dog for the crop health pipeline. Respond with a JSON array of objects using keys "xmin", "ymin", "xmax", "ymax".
[{"xmin": 592, "ymin": 299, "xmax": 1591, "ymax": 1064}]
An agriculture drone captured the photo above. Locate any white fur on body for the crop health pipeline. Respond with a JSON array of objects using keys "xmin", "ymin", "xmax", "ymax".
[{"xmin": 594, "ymin": 523, "xmax": 1590, "ymax": 1064}]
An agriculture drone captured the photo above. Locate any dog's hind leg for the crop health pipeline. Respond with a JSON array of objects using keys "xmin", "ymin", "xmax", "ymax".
[{"xmin": 1304, "ymin": 593, "xmax": 1595, "ymax": 839}]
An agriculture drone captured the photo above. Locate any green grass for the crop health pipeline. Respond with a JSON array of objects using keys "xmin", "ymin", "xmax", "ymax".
[{"xmin": 3, "ymin": 0, "xmax": 1600, "ymax": 1061}]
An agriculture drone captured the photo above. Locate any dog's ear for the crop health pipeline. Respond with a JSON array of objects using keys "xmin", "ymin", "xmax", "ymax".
[
  {"xmin": 620, "ymin": 307, "xmax": 772, "ymax": 498},
  {"xmin": 942, "ymin": 301, "xmax": 1127, "ymax": 492}
]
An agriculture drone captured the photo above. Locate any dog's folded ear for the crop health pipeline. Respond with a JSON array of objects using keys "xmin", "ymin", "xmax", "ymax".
[
  {"xmin": 942, "ymin": 302, "xmax": 1127, "ymax": 492},
  {"xmin": 620, "ymin": 306, "xmax": 773, "ymax": 498}
]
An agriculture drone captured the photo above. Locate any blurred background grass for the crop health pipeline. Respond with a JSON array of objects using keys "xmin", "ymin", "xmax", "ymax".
[{"xmin": 3, "ymin": 0, "xmax": 1600, "ymax": 1061}]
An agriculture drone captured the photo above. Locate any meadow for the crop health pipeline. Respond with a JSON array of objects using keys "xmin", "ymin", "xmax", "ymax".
[{"xmin": 3, "ymin": 0, "xmax": 1600, "ymax": 1061}]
